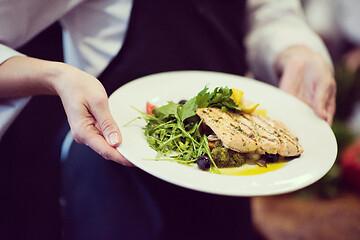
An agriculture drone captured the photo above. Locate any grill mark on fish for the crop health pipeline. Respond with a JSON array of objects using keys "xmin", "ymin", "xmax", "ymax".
[
  {"xmin": 271, "ymin": 119, "xmax": 303, "ymax": 156},
  {"xmin": 196, "ymin": 108, "xmax": 258, "ymax": 152},
  {"xmin": 230, "ymin": 112, "xmax": 280, "ymax": 154},
  {"xmin": 249, "ymin": 114, "xmax": 303, "ymax": 156},
  {"xmin": 196, "ymin": 107, "xmax": 303, "ymax": 156},
  {"xmin": 251, "ymin": 114, "xmax": 302, "ymax": 155}
]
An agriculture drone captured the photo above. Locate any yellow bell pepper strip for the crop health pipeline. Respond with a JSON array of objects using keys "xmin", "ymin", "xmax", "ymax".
[
  {"xmin": 242, "ymin": 103, "xmax": 259, "ymax": 114},
  {"xmin": 230, "ymin": 88, "xmax": 266, "ymax": 115},
  {"xmin": 254, "ymin": 108, "xmax": 267, "ymax": 116},
  {"xmin": 230, "ymin": 89, "xmax": 244, "ymax": 106}
]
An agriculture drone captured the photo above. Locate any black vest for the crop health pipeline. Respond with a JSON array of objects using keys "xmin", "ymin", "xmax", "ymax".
[{"xmin": 100, "ymin": 0, "xmax": 248, "ymax": 95}]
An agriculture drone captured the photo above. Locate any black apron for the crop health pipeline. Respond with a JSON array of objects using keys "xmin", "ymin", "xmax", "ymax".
[
  {"xmin": 62, "ymin": 1, "xmax": 260, "ymax": 239},
  {"xmin": 100, "ymin": 0, "xmax": 248, "ymax": 95}
]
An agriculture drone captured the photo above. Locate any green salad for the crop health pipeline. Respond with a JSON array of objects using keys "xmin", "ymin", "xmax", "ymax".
[{"xmin": 127, "ymin": 86, "xmax": 256, "ymax": 172}]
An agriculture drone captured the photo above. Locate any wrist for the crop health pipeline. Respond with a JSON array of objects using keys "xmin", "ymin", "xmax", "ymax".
[{"xmin": 42, "ymin": 60, "xmax": 72, "ymax": 96}]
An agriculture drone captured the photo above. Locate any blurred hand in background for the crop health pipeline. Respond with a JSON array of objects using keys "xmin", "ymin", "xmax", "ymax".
[{"xmin": 275, "ymin": 45, "xmax": 336, "ymax": 125}]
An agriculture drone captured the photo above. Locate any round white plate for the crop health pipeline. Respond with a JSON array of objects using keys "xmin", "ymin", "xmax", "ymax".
[{"xmin": 109, "ymin": 71, "xmax": 337, "ymax": 196}]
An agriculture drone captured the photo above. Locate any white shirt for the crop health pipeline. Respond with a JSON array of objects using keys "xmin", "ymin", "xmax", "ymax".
[{"xmin": 0, "ymin": 0, "xmax": 331, "ymax": 141}]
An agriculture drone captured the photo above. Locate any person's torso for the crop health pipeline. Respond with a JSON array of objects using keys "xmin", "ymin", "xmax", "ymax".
[{"xmin": 100, "ymin": 0, "xmax": 248, "ymax": 94}]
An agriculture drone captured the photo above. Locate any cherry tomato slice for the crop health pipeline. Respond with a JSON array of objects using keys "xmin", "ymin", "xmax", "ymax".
[{"xmin": 146, "ymin": 102, "xmax": 157, "ymax": 115}]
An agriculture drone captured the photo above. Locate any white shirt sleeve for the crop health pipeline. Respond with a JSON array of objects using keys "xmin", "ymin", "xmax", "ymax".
[
  {"xmin": 0, "ymin": 45, "xmax": 30, "ymax": 141},
  {"xmin": 0, "ymin": 45, "xmax": 24, "ymax": 64},
  {"xmin": 61, "ymin": 0, "xmax": 132, "ymax": 77},
  {"xmin": 245, "ymin": 0, "xmax": 333, "ymax": 85}
]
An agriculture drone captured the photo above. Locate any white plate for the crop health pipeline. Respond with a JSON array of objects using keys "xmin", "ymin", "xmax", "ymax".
[{"xmin": 109, "ymin": 71, "xmax": 337, "ymax": 196}]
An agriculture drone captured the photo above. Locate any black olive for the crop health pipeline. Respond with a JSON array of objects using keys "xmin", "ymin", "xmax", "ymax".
[
  {"xmin": 178, "ymin": 100, "xmax": 187, "ymax": 104},
  {"xmin": 265, "ymin": 154, "xmax": 279, "ymax": 163},
  {"xmin": 197, "ymin": 155, "xmax": 211, "ymax": 170}
]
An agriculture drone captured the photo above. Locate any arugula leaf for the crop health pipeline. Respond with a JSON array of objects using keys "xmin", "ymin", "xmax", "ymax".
[
  {"xmin": 178, "ymin": 97, "xmax": 197, "ymax": 122},
  {"xmin": 152, "ymin": 102, "xmax": 179, "ymax": 119},
  {"xmin": 175, "ymin": 86, "xmax": 210, "ymax": 122},
  {"xmin": 195, "ymin": 86, "xmax": 210, "ymax": 108}
]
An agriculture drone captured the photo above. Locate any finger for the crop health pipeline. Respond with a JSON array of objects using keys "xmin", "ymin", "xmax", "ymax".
[
  {"xmin": 84, "ymin": 131, "xmax": 134, "ymax": 166},
  {"xmin": 313, "ymin": 78, "xmax": 336, "ymax": 125},
  {"xmin": 322, "ymin": 85, "xmax": 336, "ymax": 126},
  {"xmin": 321, "ymin": 85, "xmax": 336, "ymax": 126},
  {"xmin": 89, "ymin": 97, "xmax": 122, "ymax": 147},
  {"xmin": 326, "ymin": 101, "xmax": 336, "ymax": 126}
]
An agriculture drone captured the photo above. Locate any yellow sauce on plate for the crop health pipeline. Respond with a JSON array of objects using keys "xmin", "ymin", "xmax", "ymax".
[{"xmin": 216, "ymin": 159, "xmax": 288, "ymax": 176}]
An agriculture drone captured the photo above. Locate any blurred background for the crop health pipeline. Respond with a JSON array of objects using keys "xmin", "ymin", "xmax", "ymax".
[
  {"xmin": 253, "ymin": 1, "xmax": 360, "ymax": 239},
  {"xmin": 1, "ymin": 1, "xmax": 359, "ymax": 240}
]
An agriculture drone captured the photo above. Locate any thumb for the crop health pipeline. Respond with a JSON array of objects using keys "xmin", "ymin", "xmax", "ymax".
[
  {"xmin": 91, "ymin": 101, "xmax": 122, "ymax": 147},
  {"xmin": 100, "ymin": 118, "xmax": 122, "ymax": 147}
]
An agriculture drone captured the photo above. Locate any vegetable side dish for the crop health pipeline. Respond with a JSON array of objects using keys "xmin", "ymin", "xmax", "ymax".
[{"xmin": 129, "ymin": 86, "xmax": 303, "ymax": 174}]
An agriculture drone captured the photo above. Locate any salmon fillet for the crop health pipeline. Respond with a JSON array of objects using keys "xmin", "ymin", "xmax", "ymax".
[{"xmin": 196, "ymin": 107, "xmax": 303, "ymax": 157}]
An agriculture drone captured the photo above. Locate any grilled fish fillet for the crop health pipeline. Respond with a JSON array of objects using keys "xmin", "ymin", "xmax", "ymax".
[{"xmin": 196, "ymin": 107, "xmax": 303, "ymax": 157}]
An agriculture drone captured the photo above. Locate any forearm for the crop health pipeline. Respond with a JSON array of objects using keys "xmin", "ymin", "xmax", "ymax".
[{"xmin": 0, "ymin": 56, "xmax": 63, "ymax": 98}]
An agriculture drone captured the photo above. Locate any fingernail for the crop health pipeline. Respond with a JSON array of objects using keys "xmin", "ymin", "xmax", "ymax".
[{"xmin": 109, "ymin": 132, "xmax": 120, "ymax": 146}]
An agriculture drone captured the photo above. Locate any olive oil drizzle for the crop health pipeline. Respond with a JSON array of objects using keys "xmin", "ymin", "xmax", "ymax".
[{"xmin": 213, "ymin": 158, "xmax": 288, "ymax": 176}]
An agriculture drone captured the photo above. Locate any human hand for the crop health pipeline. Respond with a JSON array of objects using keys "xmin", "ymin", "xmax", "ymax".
[
  {"xmin": 0, "ymin": 56, "xmax": 131, "ymax": 165},
  {"xmin": 275, "ymin": 46, "xmax": 336, "ymax": 125},
  {"xmin": 53, "ymin": 64, "xmax": 133, "ymax": 166}
]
